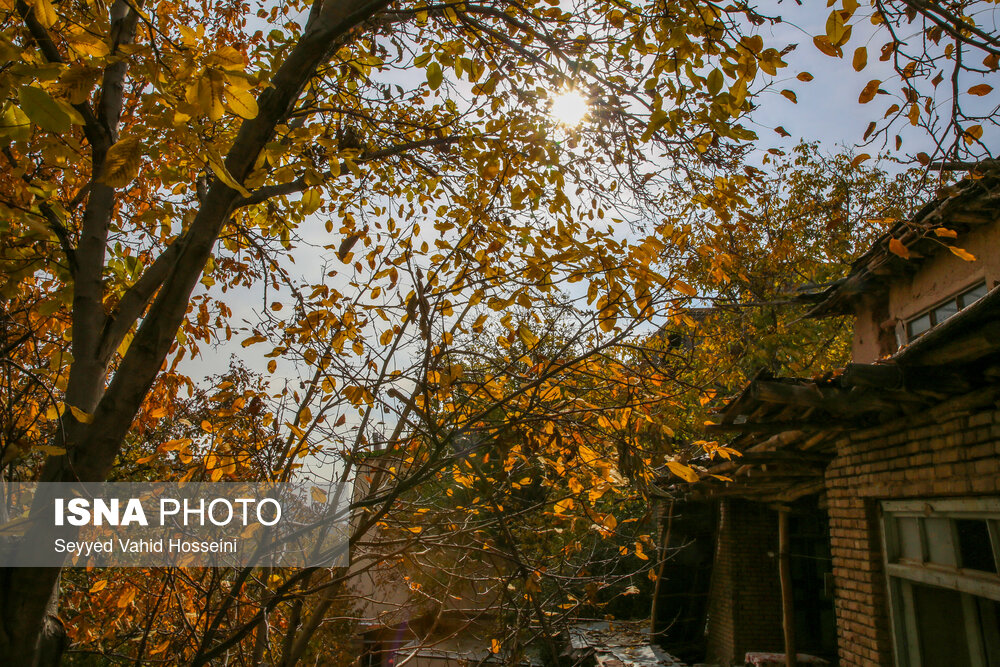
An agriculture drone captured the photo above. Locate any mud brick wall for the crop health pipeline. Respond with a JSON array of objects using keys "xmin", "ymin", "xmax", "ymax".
[
  {"xmin": 825, "ymin": 400, "xmax": 1000, "ymax": 666},
  {"xmin": 705, "ymin": 498, "xmax": 784, "ymax": 665}
]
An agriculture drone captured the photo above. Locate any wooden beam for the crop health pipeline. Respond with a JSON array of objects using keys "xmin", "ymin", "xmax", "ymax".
[
  {"xmin": 705, "ymin": 420, "xmax": 846, "ymax": 434},
  {"xmin": 735, "ymin": 451, "xmax": 834, "ymax": 465},
  {"xmin": 763, "ymin": 479, "xmax": 828, "ymax": 503},
  {"xmin": 778, "ymin": 510, "xmax": 797, "ymax": 667},
  {"xmin": 906, "ymin": 321, "xmax": 1000, "ymax": 366},
  {"xmin": 752, "ymin": 380, "xmax": 902, "ymax": 416},
  {"xmin": 842, "ymin": 363, "xmax": 903, "ymax": 389}
]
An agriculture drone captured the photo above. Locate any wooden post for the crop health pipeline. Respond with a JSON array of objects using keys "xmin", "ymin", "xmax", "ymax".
[
  {"xmin": 650, "ymin": 499, "xmax": 674, "ymax": 640},
  {"xmin": 778, "ymin": 509, "xmax": 797, "ymax": 667}
]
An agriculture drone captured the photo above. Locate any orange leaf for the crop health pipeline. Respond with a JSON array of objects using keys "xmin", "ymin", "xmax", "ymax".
[
  {"xmin": 812, "ymin": 35, "xmax": 842, "ymax": 58},
  {"xmin": 968, "ymin": 84, "xmax": 992, "ymax": 96},
  {"xmin": 949, "ymin": 246, "xmax": 976, "ymax": 262},
  {"xmin": 850, "ymin": 153, "xmax": 870, "ymax": 168},
  {"xmin": 888, "ymin": 238, "xmax": 910, "ymax": 259},
  {"xmin": 117, "ymin": 588, "xmax": 136, "ymax": 607},
  {"xmin": 858, "ymin": 79, "xmax": 881, "ymax": 103},
  {"xmin": 933, "ymin": 227, "xmax": 958, "ymax": 239}
]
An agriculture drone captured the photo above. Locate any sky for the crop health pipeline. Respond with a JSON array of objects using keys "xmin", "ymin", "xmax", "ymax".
[{"xmin": 172, "ymin": 0, "xmax": 998, "ymax": 485}]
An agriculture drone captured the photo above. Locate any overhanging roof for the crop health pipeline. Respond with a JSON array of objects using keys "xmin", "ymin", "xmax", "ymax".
[
  {"xmin": 683, "ymin": 284, "xmax": 1000, "ymax": 503},
  {"xmin": 801, "ymin": 164, "xmax": 1000, "ymax": 318}
]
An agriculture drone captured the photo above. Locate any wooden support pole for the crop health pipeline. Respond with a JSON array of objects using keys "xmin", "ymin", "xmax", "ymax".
[
  {"xmin": 650, "ymin": 499, "xmax": 674, "ymax": 641},
  {"xmin": 778, "ymin": 509, "xmax": 797, "ymax": 667}
]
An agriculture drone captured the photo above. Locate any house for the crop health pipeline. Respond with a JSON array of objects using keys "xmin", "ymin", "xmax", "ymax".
[{"xmin": 655, "ymin": 165, "xmax": 1000, "ymax": 666}]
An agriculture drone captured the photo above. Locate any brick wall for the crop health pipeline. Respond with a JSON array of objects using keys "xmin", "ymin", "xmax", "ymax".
[
  {"xmin": 705, "ymin": 499, "xmax": 785, "ymax": 665},
  {"xmin": 825, "ymin": 395, "xmax": 1000, "ymax": 666}
]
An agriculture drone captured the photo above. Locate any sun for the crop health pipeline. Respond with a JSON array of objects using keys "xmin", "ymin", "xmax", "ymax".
[{"xmin": 550, "ymin": 90, "xmax": 589, "ymax": 126}]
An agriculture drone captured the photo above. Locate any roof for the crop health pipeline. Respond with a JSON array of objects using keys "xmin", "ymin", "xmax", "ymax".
[
  {"xmin": 567, "ymin": 621, "xmax": 685, "ymax": 667},
  {"xmin": 802, "ymin": 163, "xmax": 1000, "ymax": 317},
  {"xmin": 685, "ymin": 284, "xmax": 1000, "ymax": 503}
]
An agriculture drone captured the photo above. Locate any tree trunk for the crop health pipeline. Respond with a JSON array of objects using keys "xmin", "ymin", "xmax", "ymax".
[{"xmin": 0, "ymin": 1, "xmax": 393, "ymax": 660}]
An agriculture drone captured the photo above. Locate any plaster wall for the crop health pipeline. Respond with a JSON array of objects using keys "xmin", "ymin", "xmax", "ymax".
[{"xmin": 851, "ymin": 223, "xmax": 1000, "ymax": 364}]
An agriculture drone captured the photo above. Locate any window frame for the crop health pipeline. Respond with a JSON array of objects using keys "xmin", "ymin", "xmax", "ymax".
[
  {"xmin": 881, "ymin": 498, "xmax": 1000, "ymax": 667},
  {"xmin": 904, "ymin": 281, "xmax": 989, "ymax": 342}
]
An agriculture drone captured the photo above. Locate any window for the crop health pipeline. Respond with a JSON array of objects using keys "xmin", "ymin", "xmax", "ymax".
[
  {"xmin": 882, "ymin": 499, "xmax": 1000, "ymax": 667},
  {"xmin": 906, "ymin": 282, "xmax": 989, "ymax": 342}
]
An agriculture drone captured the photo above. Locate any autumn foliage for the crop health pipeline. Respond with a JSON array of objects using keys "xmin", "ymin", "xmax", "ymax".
[{"xmin": 0, "ymin": 0, "xmax": 996, "ymax": 662}]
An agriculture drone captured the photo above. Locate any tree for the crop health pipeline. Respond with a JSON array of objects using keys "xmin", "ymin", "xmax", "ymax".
[
  {"xmin": 684, "ymin": 142, "xmax": 933, "ymax": 387},
  {"xmin": 802, "ymin": 0, "xmax": 999, "ymax": 164},
  {"xmin": 0, "ymin": 0, "xmax": 996, "ymax": 662}
]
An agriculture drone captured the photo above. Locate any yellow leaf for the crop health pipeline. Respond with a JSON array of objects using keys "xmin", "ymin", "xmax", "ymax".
[
  {"xmin": 68, "ymin": 405, "xmax": 94, "ymax": 424},
  {"xmin": 225, "ymin": 86, "xmax": 258, "ymax": 119},
  {"xmin": 666, "ymin": 460, "xmax": 698, "ymax": 483},
  {"xmin": 706, "ymin": 69, "xmax": 724, "ymax": 96},
  {"xmin": 36, "ymin": 445, "xmax": 66, "ymax": 456},
  {"xmin": 158, "ymin": 438, "xmax": 191, "ymax": 452},
  {"xmin": 209, "ymin": 46, "xmax": 246, "ymax": 71},
  {"xmin": 310, "ymin": 486, "xmax": 327, "ymax": 503},
  {"xmin": 18, "ymin": 86, "xmax": 71, "ymax": 133},
  {"xmin": 888, "ymin": 238, "xmax": 910, "ymax": 259},
  {"xmin": 101, "ymin": 137, "xmax": 142, "ymax": 188},
  {"xmin": 0, "ymin": 104, "xmax": 30, "ymax": 141},
  {"xmin": 673, "ymin": 280, "xmax": 696, "ymax": 297},
  {"xmin": 33, "ymin": 0, "xmax": 57, "ymax": 28},
  {"xmin": 554, "ymin": 498, "xmax": 574, "ymax": 514},
  {"xmin": 427, "ymin": 62, "xmax": 443, "ymax": 90},
  {"xmin": 89, "ymin": 580, "xmax": 108, "ymax": 593},
  {"xmin": 634, "ymin": 542, "xmax": 649, "ymax": 560},
  {"xmin": 825, "ymin": 10, "xmax": 846, "ymax": 43},
  {"xmin": 949, "ymin": 246, "xmax": 976, "ymax": 262},
  {"xmin": 208, "ymin": 153, "xmax": 252, "ymax": 197},
  {"xmin": 379, "ymin": 329, "xmax": 394, "ymax": 345},
  {"xmin": 491, "ymin": 639, "xmax": 501, "ymax": 654},
  {"xmin": 963, "ymin": 124, "xmax": 984, "ymax": 144},
  {"xmin": 517, "ymin": 324, "xmax": 539, "ymax": 347},
  {"xmin": 852, "ymin": 46, "xmax": 867, "ymax": 71}
]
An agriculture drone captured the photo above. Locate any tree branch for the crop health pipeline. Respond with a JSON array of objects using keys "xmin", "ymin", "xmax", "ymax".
[{"xmin": 233, "ymin": 135, "xmax": 463, "ymax": 207}]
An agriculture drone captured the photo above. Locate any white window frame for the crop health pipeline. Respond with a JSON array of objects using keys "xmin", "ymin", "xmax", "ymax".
[
  {"xmin": 881, "ymin": 498, "xmax": 1000, "ymax": 667},
  {"xmin": 904, "ymin": 281, "xmax": 989, "ymax": 342}
]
